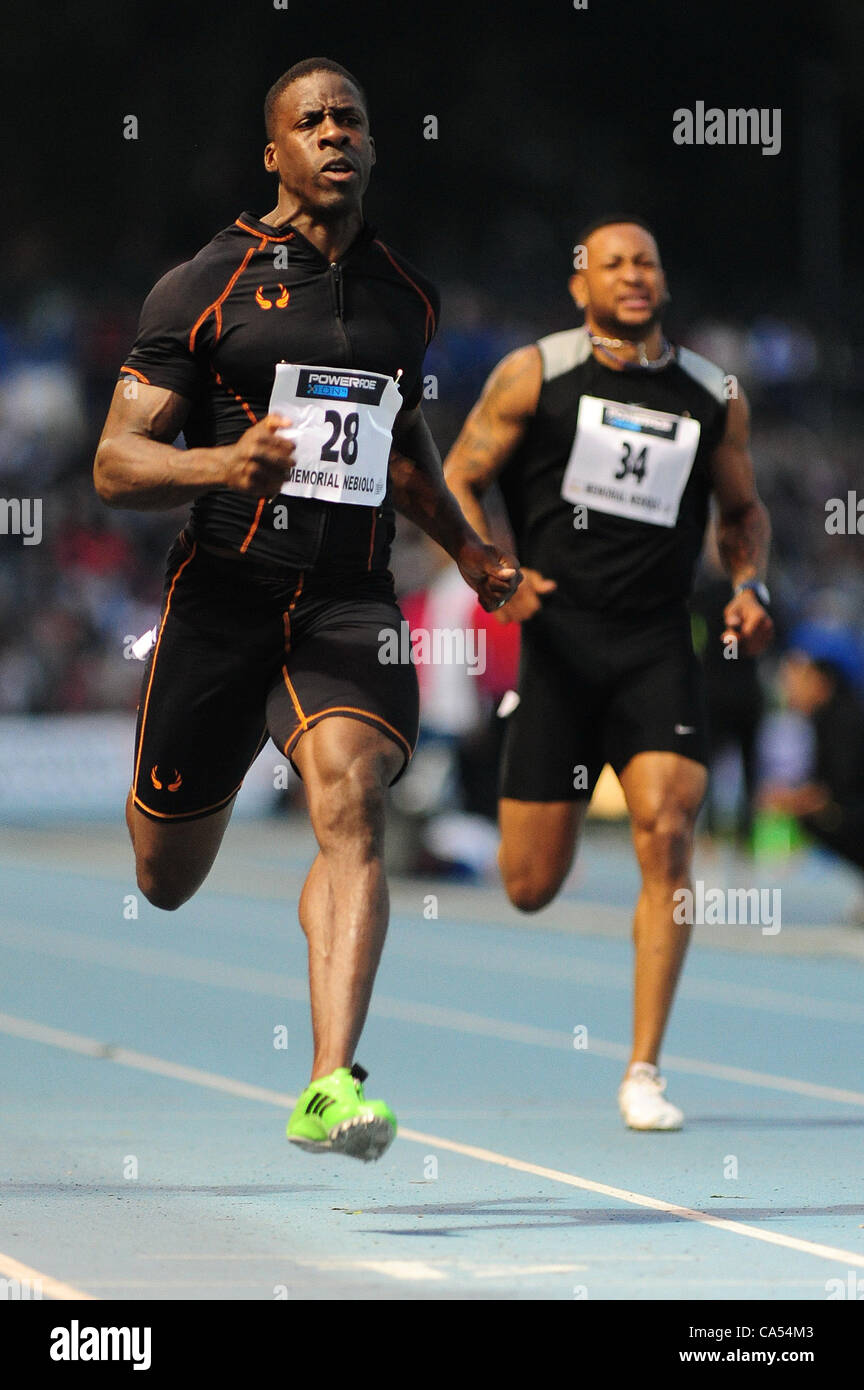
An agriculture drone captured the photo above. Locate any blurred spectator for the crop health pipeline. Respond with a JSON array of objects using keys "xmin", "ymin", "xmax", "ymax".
[
  {"xmin": 0, "ymin": 251, "xmax": 862, "ymax": 885},
  {"xmin": 761, "ymin": 627, "xmax": 864, "ymax": 881}
]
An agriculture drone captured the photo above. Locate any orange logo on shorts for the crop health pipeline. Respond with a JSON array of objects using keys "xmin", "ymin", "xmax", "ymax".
[
  {"xmin": 255, "ymin": 284, "xmax": 290, "ymax": 310},
  {"xmin": 151, "ymin": 766, "xmax": 183, "ymax": 792}
]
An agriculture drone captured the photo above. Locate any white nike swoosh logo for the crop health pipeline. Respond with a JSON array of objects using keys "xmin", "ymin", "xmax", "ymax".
[{"xmin": 675, "ymin": 724, "xmax": 695, "ymax": 735}]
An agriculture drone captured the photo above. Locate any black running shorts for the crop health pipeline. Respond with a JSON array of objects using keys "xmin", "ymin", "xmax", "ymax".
[
  {"xmin": 131, "ymin": 532, "xmax": 419, "ymax": 822},
  {"xmin": 499, "ymin": 601, "xmax": 708, "ymax": 803}
]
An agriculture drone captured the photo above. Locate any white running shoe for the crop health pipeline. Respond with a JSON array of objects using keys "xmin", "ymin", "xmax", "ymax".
[{"xmin": 618, "ymin": 1062, "xmax": 684, "ymax": 1131}]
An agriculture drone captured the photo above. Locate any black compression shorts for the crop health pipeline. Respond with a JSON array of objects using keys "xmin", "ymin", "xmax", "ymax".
[
  {"xmin": 131, "ymin": 532, "xmax": 419, "ymax": 822},
  {"xmin": 499, "ymin": 602, "xmax": 708, "ymax": 803}
]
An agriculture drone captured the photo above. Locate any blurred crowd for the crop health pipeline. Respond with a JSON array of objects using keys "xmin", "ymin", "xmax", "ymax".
[{"xmin": 1, "ymin": 274, "xmax": 862, "ymax": 878}]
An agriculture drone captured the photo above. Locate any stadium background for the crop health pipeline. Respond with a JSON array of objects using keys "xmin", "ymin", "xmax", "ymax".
[
  {"xmin": 0, "ymin": 0, "xmax": 861, "ymax": 857},
  {"xmin": 4, "ymin": 0, "xmax": 864, "ymax": 1317}
]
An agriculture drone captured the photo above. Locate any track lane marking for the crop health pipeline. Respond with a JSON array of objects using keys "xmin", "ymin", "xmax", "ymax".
[
  {"xmin": 6, "ymin": 906, "xmax": 864, "ymax": 1024},
  {"xmin": 2, "ymin": 1010, "xmax": 863, "ymax": 1272},
  {"xmin": 385, "ymin": 932, "xmax": 864, "ymax": 1026},
  {"xmin": 0, "ymin": 1250, "xmax": 96, "ymax": 1301},
  {"xmin": 2, "ymin": 924, "xmax": 864, "ymax": 1107}
]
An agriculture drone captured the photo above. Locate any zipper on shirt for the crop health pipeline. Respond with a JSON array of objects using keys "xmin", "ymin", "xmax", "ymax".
[
  {"xmin": 329, "ymin": 262, "xmax": 351, "ymax": 358},
  {"xmin": 319, "ymin": 260, "xmax": 354, "ymax": 563}
]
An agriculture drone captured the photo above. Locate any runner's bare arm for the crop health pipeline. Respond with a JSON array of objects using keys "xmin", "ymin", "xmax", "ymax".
[
  {"xmin": 388, "ymin": 404, "xmax": 521, "ymax": 612},
  {"xmin": 711, "ymin": 390, "xmax": 770, "ymax": 583},
  {"xmin": 711, "ymin": 389, "xmax": 774, "ymax": 655},
  {"xmin": 93, "ymin": 381, "xmax": 296, "ymax": 510},
  {"xmin": 443, "ymin": 345, "xmax": 543, "ymax": 541},
  {"xmin": 445, "ymin": 345, "xmax": 554, "ymax": 624}
]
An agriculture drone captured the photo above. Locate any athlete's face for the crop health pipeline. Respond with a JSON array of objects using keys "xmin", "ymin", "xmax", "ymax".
[
  {"xmin": 264, "ymin": 73, "xmax": 375, "ymax": 215},
  {"xmin": 569, "ymin": 224, "xmax": 667, "ymax": 336}
]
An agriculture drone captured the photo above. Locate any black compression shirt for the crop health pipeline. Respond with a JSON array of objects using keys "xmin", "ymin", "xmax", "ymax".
[
  {"xmin": 119, "ymin": 211, "xmax": 439, "ymax": 571},
  {"xmin": 499, "ymin": 327, "xmax": 729, "ymax": 615}
]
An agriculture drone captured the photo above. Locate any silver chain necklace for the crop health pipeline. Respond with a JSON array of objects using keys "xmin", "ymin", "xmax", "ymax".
[{"xmin": 590, "ymin": 334, "xmax": 676, "ymax": 371}]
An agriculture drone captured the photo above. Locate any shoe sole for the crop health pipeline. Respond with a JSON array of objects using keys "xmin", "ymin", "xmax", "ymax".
[
  {"xmin": 620, "ymin": 1113, "xmax": 684, "ymax": 1132},
  {"xmin": 330, "ymin": 1113, "xmax": 395, "ymax": 1162},
  {"xmin": 288, "ymin": 1112, "xmax": 395, "ymax": 1163}
]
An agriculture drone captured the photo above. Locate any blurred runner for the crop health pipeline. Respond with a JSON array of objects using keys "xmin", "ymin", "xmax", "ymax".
[{"xmin": 446, "ymin": 216, "xmax": 773, "ymax": 1130}]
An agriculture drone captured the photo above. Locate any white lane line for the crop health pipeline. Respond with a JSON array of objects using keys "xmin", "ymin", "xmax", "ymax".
[
  {"xmin": 395, "ymin": 1127, "xmax": 864, "ymax": 1270},
  {"xmin": 138, "ymin": 1252, "xmax": 688, "ymax": 1263},
  {"xmin": 0, "ymin": 1251, "xmax": 96, "ymax": 1301},
  {"xmin": 8, "ymin": 908, "xmax": 864, "ymax": 1028},
  {"xmin": 336, "ymin": 1261, "xmax": 446, "ymax": 1282},
  {"xmin": 2, "ymin": 1011, "xmax": 863, "ymax": 1272},
  {"xmin": 370, "ymin": 997, "xmax": 864, "ymax": 1107},
  {"xmin": 0, "ymin": 919, "xmax": 308, "ymax": 1005},
  {"xmin": 138, "ymin": 1254, "xmax": 593, "ymax": 1273},
  {"xmin": 387, "ymin": 933, "xmax": 864, "ymax": 1026},
  {"xmin": 298, "ymin": 1258, "xmax": 587, "ymax": 1281},
  {"xmin": 470, "ymin": 1263, "xmax": 587, "ymax": 1278},
  {"xmin": 636, "ymin": 1052, "xmax": 864, "ymax": 1106},
  {"xmin": 0, "ymin": 1012, "xmax": 295, "ymax": 1107},
  {"xmin": 2, "ymin": 923, "xmax": 863, "ymax": 1107},
  {"xmin": 72, "ymin": 1280, "xmax": 279, "ymax": 1289}
]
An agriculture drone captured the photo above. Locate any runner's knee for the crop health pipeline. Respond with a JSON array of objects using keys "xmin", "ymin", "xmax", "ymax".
[
  {"xmin": 309, "ymin": 755, "xmax": 390, "ymax": 859},
  {"xmin": 135, "ymin": 855, "xmax": 196, "ymax": 912},
  {"xmin": 505, "ymin": 874, "xmax": 560, "ymax": 913},
  {"xmin": 632, "ymin": 805, "xmax": 695, "ymax": 883},
  {"xmin": 499, "ymin": 846, "xmax": 567, "ymax": 913}
]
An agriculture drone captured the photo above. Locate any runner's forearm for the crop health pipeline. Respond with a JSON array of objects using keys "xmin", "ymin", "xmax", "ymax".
[
  {"xmin": 95, "ymin": 434, "xmax": 226, "ymax": 511},
  {"xmin": 389, "ymin": 414, "xmax": 480, "ymax": 559},
  {"xmin": 715, "ymin": 500, "xmax": 771, "ymax": 585}
]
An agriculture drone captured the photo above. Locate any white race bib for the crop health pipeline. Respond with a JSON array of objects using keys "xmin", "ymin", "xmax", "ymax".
[
  {"xmin": 561, "ymin": 395, "xmax": 701, "ymax": 528},
  {"xmin": 268, "ymin": 363, "xmax": 403, "ymax": 506}
]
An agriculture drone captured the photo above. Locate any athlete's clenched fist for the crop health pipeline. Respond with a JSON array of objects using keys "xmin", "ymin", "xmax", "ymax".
[
  {"xmin": 722, "ymin": 588, "xmax": 774, "ymax": 657},
  {"xmin": 220, "ymin": 415, "xmax": 296, "ymax": 496},
  {"xmin": 455, "ymin": 538, "xmax": 522, "ymax": 613}
]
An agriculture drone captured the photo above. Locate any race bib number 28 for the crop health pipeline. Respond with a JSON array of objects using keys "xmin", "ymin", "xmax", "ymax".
[
  {"xmin": 560, "ymin": 395, "xmax": 701, "ymax": 527},
  {"xmin": 268, "ymin": 362, "xmax": 403, "ymax": 506}
]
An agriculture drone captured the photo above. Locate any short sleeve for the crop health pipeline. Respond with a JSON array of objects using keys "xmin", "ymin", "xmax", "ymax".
[{"xmin": 119, "ymin": 262, "xmax": 206, "ymax": 400}]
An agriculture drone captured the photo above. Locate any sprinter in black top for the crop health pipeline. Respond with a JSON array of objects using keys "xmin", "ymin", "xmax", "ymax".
[
  {"xmin": 94, "ymin": 58, "xmax": 520, "ymax": 1162},
  {"xmin": 120, "ymin": 209, "xmax": 438, "ymax": 572},
  {"xmin": 497, "ymin": 332, "xmax": 726, "ymax": 614},
  {"xmin": 446, "ymin": 217, "xmax": 772, "ymax": 1133}
]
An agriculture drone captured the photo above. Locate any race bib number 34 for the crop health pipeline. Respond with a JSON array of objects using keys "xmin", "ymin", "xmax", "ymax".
[
  {"xmin": 560, "ymin": 395, "xmax": 701, "ymax": 527},
  {"xmin": 269, "ymin": 363, "xmax": 403, "ymax": 506}
]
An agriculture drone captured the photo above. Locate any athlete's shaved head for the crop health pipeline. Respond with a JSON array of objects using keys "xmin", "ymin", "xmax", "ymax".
[
  {"xmin": 577, "ymin": 214, "xmax": 658, "ymax": 249},
  {"xmin": 265, "ymin": 58, "xmax": 368, "ymax": 140}
]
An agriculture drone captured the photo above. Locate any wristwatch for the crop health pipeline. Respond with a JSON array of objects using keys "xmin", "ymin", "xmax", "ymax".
[{"xmin": 733, "ymin": 579, "xmax": 771, "ymax": 606}]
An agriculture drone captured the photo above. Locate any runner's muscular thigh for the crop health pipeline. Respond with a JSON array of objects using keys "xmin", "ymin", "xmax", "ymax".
[
  {"xmin": 499, "ymin": 798, "xmax": 587, "ymax": 910},
  {"xmin": 292, "ymin": 718, "xmax": 403, "ymax": 849},
  {"xmin": 126, "ymin": 790, "xmax": 235, "ymax": 910}
]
